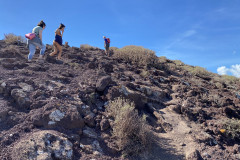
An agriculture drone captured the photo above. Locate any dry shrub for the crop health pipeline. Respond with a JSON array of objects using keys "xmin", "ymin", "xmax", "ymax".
[
  {"xmin": 106, "ymin": 98, "xmax": 153, "ymax": 157},
  {"xmin": 183, "ymin": 65, "xmax": 212, "ymax": 77},
  {"xmin": 165, "ymin": 63, "xmax": 179, "ymax": 71},
  {"xmin": 222, "ymin": 75, "xmax": 239, "ymax": 82},
  {"xmin": 140, "ymin": 70, "xmax": 150, "ymax": 78},
  {"xmin": 221, "ymin": 75, "xmax": 240, "ymax": 86},
  {"xmin": 189, "ymin": 77, "xmax": 203, "ymax": 87},
  {"xmin": 109, "ymin": 47, "xmax": 118, "ymax": 52},
  {"xmin": 173, "ymin": 60, "xmax": 184, "ymax": 66},
  {"xmin": 109, "ymin": 47, "xmax": 118, "ymax": 55},
  {"xmin": 222, "ymin": 119, "xmax": 240, "ymax": 141},
  {"xmin": 214, "ymin": 81, "xmax": 223, "ymax": 89},
  {"xmin": 212, "ymin": 75, "xmax": 240, "ymax": 91},
  {"xmin": 4, "ymin": 33, "xmax": 26, "ymax": 44},
  {"xmin": 208, "ymin": 94, "xmax": 224, "ymax": 107},
  {"xmin": 80, "ymin": 44, "xmax": 98, "ymax": 50},
  {"xmin": 158, "ymin": 56, "xmax": 168, "ymax": 63},
  {"xmin": 114, "ymin": 45, "xmax": 158, "ymax": 67}
]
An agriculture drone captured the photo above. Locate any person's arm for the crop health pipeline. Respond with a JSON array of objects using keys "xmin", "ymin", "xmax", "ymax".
[
  {"xmin": 39, "ymin": 29, "xmax": 43, "ymax": 42},
  {"xmin": 61, "ymin": 29, "xmax": 64, "ymax": 37}
]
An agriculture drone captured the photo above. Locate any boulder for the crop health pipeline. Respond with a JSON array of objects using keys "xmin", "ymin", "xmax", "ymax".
[
  {"xmin": 11, "ymin": 88, "xmax": 31, "ymax": 108},
  {"xmin": 32, "ymin": 104, "xmax": 85, "ymax": 129},
  {"xmin": 83, "ymin": 127, "xmax": 98, "ymax": 139},
  {"xmin": 96, "ymin": 76, "xmax": 111, "ymax": 92},
  {"xmin": 99, "ymin": 63, "xmax": 113, "ymax": 73},
  {"xmin": 11, "ymin": 130, "xmax": 73, "ymax": 160},
  {"xmin": 106, "ymin": 85, "xmax": 147, "ymax": 110}
]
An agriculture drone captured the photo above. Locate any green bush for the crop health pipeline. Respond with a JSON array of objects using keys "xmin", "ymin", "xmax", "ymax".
[
  {"xmin": 106, "ymin": 98, "xmax": 153, "ymax": 157},
  {"xmin": 114, "ymin": 45, "xmax": 158, "ymax": 67}
]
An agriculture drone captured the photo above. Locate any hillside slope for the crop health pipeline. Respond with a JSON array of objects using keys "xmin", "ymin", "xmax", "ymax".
[{"xmin": 0, "ymin": 40, "xmax": 240, "ymax": 160}]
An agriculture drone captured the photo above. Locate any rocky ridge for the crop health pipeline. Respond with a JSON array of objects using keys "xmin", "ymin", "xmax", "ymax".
[{"xmin": 0, "ymin": 40, "xmax": 240, "ymax": 159}]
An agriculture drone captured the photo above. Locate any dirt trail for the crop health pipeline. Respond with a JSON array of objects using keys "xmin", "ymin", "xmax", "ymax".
[{"xmin": 149, "ymin": 107, "xmax": 203, "ymax": 160}]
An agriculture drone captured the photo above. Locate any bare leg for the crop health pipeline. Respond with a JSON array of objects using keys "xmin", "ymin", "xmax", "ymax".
[
  {"xmin": 50, "ymin": 41, "xmax": 58, "ymax": 56},
  {"xmin": 55, "ymin": 43, "xmax": 62, "ymax": 60}
]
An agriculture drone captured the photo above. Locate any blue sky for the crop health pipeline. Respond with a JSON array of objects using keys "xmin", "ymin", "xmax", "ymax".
[{"xmin": 1, "ymin": 0, "xmax": 240, "ymax": 76}]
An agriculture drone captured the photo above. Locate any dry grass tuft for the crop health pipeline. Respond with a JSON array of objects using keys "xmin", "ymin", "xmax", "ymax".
[
  {"xmin": 109, "ymin": 47, "xmax": 118, "ymax": 55},
  {"xmin": 4, "ymin": 33, "xmax": 26, "ymax": 44},
  {"xmin": 173, "ymin": 60, "xmax": 184, "ymax": 66},
  {"xmin": 106, "ymin": 98, "xmax": 153, "ymax": 157},
  {"xmin": 80, "ymin": 44, "xmax": 99, "ymax": 50},
  {"xmin": 114, "ymin": 45, "xmax": 158, "ymax": 67},
  {"xmin": 140, "ymin": 70, "xmax": 150, "ymax": 78},
  {"xmin": 212, "ymin": 75, "xmax": 240, "ymax": 91},
  {"xmin": 158, "ymin": 56, "xmax": 168, "ymax": 63},
  {"xmin": 182, "ymin": 65, "xmax": 212, "ymax": 77},
  {"xmin": 221, "ymin": 75, "xmax": 240, "ymax": 85}
]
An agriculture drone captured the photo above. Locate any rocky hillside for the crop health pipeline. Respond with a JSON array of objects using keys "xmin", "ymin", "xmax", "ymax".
[{"xmin": 1, "ymin": 40, "xmax": 240, "ymax": 160}]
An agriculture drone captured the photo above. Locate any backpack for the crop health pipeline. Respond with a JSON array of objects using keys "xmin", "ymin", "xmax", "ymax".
[{"xmin": 107, "ymin": 38, "xmax": 110, "ymax": 44}]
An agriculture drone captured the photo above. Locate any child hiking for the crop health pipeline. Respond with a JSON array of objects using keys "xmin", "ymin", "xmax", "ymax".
[
  {"xmin": 103, "ymin": 36, "xmax": 110, "ymax": 56},
  {"xmin": 50, "ymin": 23, "xmax": 65, "ymax": 60},
  {"xmin": 27, "ymin": 20, "xmax": 46, "ymax": 61}
]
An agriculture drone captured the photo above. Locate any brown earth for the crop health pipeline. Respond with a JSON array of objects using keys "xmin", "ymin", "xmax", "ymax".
[{"xmin": 0, "ymin": 40, "xmax": 240, "ymax": 160}]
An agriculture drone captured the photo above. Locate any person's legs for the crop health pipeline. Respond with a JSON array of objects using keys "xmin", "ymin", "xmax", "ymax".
[
  {"xmin": 40, "ymin": 43, "xmax": 46, "ymax": 56},
  {"xmin": 34, "ymin": 42, "xmax": 46, "ymax": 59},
  {"xmin": 104, "ymin": 44, "xmax": 107, "ymax": 55},
  {"xmin": 28, "ymin": 43, "xmax": 36, "ymax": 60},
  {"xmin": 56, "ymin": 43, "xmax": 62, "ymax": 59},
  {"xmin": 106, "ymin": 44, "xmax": 110, "ymax": 56},
  {"xmin": 50, "ymin": 41, "xmax": 59, "ymax": 56}
]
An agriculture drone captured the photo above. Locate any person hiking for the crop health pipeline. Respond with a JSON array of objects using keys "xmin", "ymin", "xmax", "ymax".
[
  {"xmin": 103, "ymin": 36, "xmax": 110, "ymax": 56},
  {"xmin": 27, "ymin": 20, "xmax": 46, "ymax": 61},
  {"xmin": 49, "ymin": 23, "xmax": 65, "ymax": 60}
]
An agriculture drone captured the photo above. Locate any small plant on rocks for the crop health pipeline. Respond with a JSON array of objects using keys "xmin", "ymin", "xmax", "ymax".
[
  {"xmin": 114, "ymin": 45, "xmax": 158, "ymax": 67},
  {"xmin": 222, "ymin": 119, "xmax": 240, "ymax": 141},
  {"xmin": 4, "ymin": 33, "xmax": 26, "ymax": 44},
  {"xmin": 106, "ymin": 97, "xmax": 153, "ymax": 157},
  {"xmin": 80, "ymin": 44, "xmax": 98, "ymax": 50}
]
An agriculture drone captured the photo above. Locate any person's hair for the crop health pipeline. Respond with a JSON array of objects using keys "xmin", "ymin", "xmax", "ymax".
[
  {"xmin": 59, "ymin": 23, "xmax": 65, "ymax": 29},
  {"xmin": 37, "ymin": 20, "xmax": 46, "ymax": 28}
]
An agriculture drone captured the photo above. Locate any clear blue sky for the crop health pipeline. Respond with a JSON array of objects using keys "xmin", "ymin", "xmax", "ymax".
[{"xmin": 1, "ymin": 0, "xmax": 240, "ymax": 76}]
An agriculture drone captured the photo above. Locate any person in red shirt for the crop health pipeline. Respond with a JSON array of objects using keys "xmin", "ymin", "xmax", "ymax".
[{"xmin": 103, "ymin": 36, "xmax": 110, "ymax": 56}]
